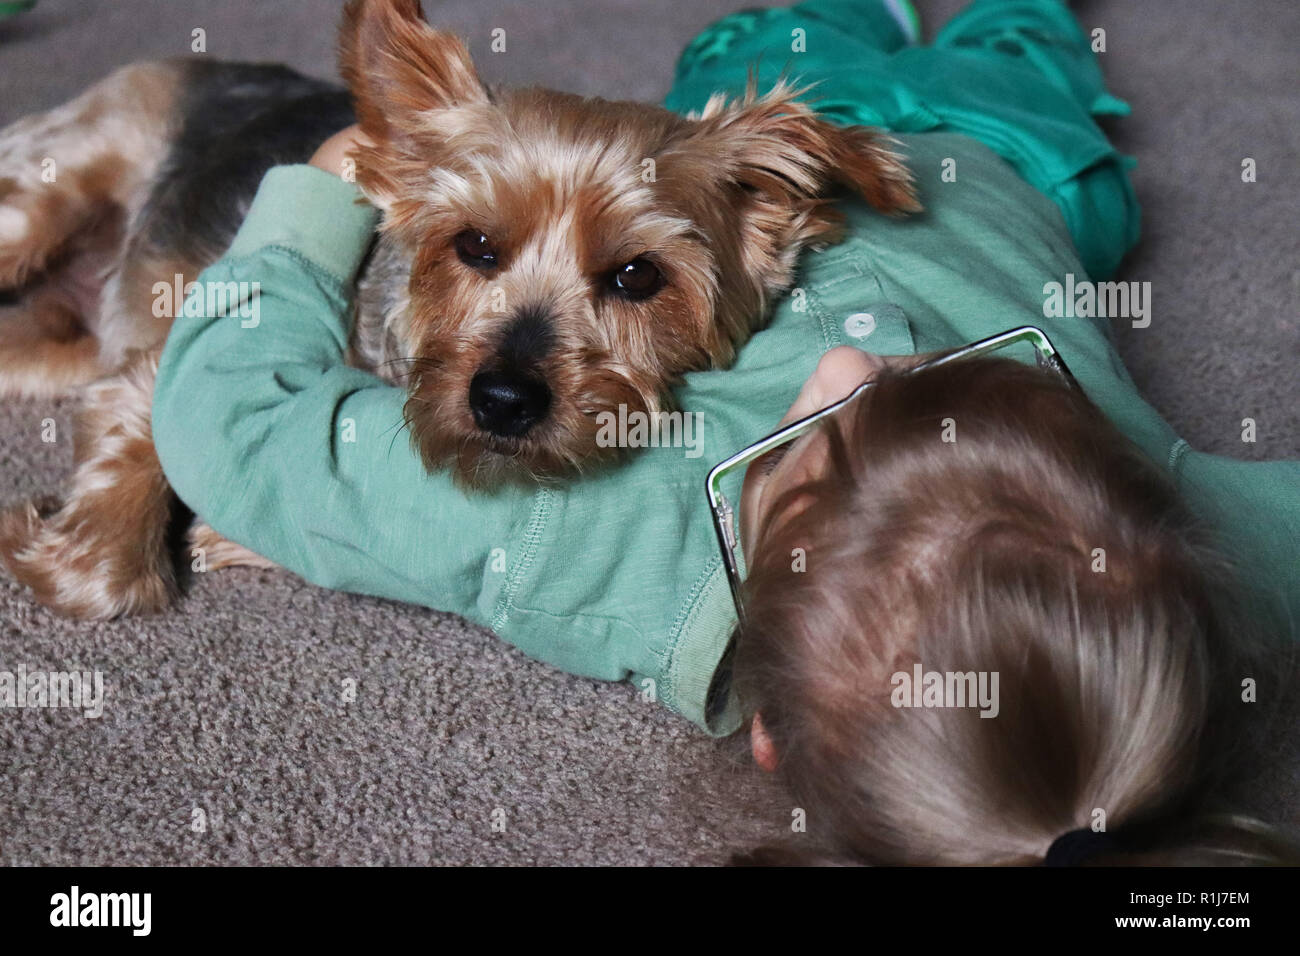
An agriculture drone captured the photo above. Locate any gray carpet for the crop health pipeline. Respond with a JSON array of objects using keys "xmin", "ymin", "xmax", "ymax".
[{"xmin": 1, "ymin": 0, "xmax": 1296, "ymax": 866}]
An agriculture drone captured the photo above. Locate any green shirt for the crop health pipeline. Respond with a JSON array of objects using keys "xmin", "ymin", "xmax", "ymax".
[{"xmin": 153, "ymin": 134, "xmax": 1299, "ymax": 738}]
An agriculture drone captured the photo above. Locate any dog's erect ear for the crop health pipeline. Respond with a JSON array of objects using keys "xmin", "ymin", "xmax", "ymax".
[
  {"xmin": 684, "ymin": 78, "xmax": 921, "ymax": 293},
  {"xmin": 339, "ymin": 0, "xmax": 487, "ymax": 145},
  {"xmin": 693, "ymin": 77, "xmax": 921, "ymax": 217}
]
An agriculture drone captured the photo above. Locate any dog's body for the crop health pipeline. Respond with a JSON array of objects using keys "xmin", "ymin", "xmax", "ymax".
[
  {"xmin": 0, "ymin": 57, "xmax": 454, "ymax": 387},
  {"xmin": 0, "ymin": 0, "xmax": 917, "ymax": 619}
]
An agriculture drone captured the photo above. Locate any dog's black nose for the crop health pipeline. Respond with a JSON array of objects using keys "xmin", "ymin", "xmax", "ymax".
[{"xmin": 469, "ymin": 369, "xmax": 551, "ymax": 438}]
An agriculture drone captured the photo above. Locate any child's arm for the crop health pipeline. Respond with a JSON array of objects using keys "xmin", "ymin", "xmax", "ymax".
[
  {"xmin": 150, "ymin": 145, "xmax": 736, "ymax": 731},
  {"xmin": 151, "ymin": 143, "xmax": 536, "ymax": 623}
]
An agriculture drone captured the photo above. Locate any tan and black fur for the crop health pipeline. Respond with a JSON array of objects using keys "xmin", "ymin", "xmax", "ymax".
[{"xmin": 0, "ymin": 0, "xmax": 918, "ymax": 619}]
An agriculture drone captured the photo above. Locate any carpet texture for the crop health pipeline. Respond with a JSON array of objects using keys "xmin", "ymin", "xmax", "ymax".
[{"xmin": 1, "ymin": 0, "xmax": 1296, "ymax": 865}]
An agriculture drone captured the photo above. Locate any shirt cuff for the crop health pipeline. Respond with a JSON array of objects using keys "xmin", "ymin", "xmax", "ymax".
[
  {"xmin": 227, "ymin": 165, "xmax": 380, "ymax": 286},
  {"xmin": 666, "ymin": 563, "xmax": 744, "ymax": 737}
]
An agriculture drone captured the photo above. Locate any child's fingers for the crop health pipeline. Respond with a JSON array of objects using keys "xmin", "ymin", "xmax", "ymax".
[{"xmin": 308, "ymin": 125, "xmax": 372, "ymax": 179}]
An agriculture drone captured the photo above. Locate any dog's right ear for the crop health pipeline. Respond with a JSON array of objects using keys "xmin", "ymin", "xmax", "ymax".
[{"xmin": 339, "ymin": 0, "xmax": 487, "ymax": 174}]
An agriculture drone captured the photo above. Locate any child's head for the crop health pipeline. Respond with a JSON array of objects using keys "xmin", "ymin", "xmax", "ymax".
[{"xmin": 731, "ymin": 347, "xmax": 1291, "ymax": 865}]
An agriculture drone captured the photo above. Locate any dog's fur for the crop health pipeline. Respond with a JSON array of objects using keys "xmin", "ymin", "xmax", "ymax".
[{"xmin": 0, "ymin": 0, "xmax": 918, "ymax": 619}]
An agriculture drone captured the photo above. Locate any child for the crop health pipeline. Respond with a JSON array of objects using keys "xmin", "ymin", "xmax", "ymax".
[{"xmin": 151, "ymin": 0, "xmax": 1299, "ymax": 863}]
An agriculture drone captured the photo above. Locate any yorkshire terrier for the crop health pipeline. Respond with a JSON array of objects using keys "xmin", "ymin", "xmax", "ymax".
[{"xmin": 0, "ymin": 0, "xmax": 917, "ymax": 619}]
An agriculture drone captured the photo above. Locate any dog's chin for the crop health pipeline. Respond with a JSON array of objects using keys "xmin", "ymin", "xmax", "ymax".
[{"xmin": 404, "ymin": 405, "xmax": 623, "ymax": 491}]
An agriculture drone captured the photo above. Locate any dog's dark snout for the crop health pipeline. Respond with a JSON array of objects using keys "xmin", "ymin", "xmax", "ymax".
[{"xmin": 469, "ymin": 369, "xmax": 551, "ymax": 438}]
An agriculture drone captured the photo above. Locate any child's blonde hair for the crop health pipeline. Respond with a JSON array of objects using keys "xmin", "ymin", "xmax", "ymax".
[{"xmin": 733, "ymin": 356, "xmax": 1296, "ymax": 865}]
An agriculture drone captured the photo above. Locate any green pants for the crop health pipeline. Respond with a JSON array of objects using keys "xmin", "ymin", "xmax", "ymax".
[{"xmin": 665, "ymin": 0, "xmax": 1140, "ymax": 280}]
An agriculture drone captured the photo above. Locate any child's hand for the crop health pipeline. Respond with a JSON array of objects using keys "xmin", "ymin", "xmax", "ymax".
[{"xmin": 309, "ymin": 125, "xmax": 373, "ymax": 180}]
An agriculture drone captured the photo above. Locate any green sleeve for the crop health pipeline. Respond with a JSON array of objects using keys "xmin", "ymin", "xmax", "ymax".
[
  {"xmin": 1174, "ymin": 448, "xmax": 1300, "ymax": 639},
  {"xmin": 151, "ymin": 165, "xmax": 535, "ymax": 624}
]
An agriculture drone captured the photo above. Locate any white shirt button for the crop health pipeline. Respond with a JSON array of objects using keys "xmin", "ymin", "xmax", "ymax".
[{"xmin": 844, "ymin": 312, "xmax": 876, "ymax": 339}]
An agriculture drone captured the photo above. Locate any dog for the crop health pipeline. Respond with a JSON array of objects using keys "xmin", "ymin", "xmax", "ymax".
[{"xmin": 0, "ymin": 0, "xmax": 918, "ymax": 620}]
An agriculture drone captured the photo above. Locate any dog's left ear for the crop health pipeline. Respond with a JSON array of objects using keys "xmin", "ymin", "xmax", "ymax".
[{"xmin": 685, "ymin": 79, "xmax": 921, "ymax": 288}]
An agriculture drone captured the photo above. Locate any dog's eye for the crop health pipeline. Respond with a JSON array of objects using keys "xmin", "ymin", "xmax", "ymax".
[
  {"xmin": 454, "ymin": 229, "xmax": 498, "ymax": 269},
  {"xmin": 610, "ymin": 258, "xmax": 662, "ymax": 300}
]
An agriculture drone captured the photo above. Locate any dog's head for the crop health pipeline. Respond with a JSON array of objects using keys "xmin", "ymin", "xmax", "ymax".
[{"xmin": 341, "ymin": 0, "xmax": 919, "ymax": 487}]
